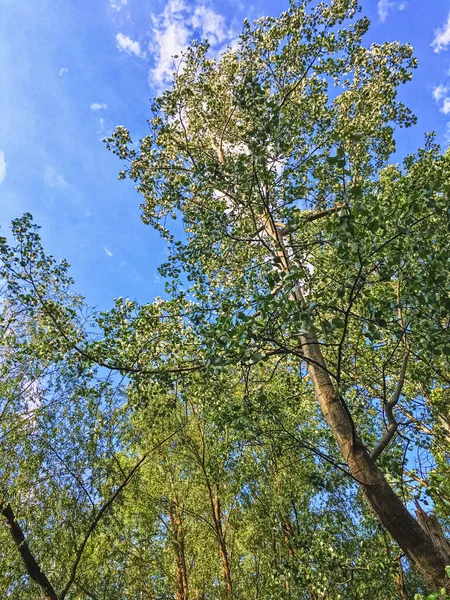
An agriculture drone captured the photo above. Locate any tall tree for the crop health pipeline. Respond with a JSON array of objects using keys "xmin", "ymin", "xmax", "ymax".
[{"xmin": 108, "ymin": 0, "xmax": 450, "ymax": 588}]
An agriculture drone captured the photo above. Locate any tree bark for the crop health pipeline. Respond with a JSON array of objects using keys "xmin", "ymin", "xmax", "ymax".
[
  {"xmin": 300, "ymin": 324, "xmax": 449, "ymax": 589},
  {"xmin": 261, "ymin": 212, "xmax": 450, "ymax": 590},
  {"xmin": 1, "ymin": 503, "xmax": 59, "ymax": 600},
  {"xmin": 168, "ymin": 499, "xmax": 189, "ymax": 600},
  {"xmin": 208, "ymin": 484, "xmax": 233, "ymax": 600},
  {"xmin": 416, "ymin": 505, "xmax": 450, "ymax": 565}
]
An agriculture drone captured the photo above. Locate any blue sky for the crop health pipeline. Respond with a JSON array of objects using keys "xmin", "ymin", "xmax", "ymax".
[{"xmin": 1, "ymin": 0, "xmax": 450, "ymax": 309}]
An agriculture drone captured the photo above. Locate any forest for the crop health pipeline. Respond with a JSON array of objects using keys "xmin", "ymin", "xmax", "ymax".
[{"xmin": 1, "ymin": 1, "xmax": 449, "ymax": 598}]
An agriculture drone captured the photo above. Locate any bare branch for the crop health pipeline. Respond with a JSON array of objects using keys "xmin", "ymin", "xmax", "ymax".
[
  {"xmin": 371, "ymin": 351, "xmax": 410, "ymax": 462},
  {"xmin": 1, "ymin": 502, "xmax": 59, "ymax": 600}
]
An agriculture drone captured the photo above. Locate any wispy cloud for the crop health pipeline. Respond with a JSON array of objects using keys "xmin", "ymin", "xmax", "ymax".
[
  {"xmin": 90, "ymin": 103, "xmax": 108, "ymax": 111},
  {"xmin": 150, "ymin": 0, "xmax": 235, "ymax": 86},
  {"xmin": 377, "ymin": 0, "xmax": 406, "ymax": 23},
  {"xmin": 442, "ymin": 98, "xmax": 450, "ymax": 115},
  {"xmin": 96, "ymin": 117, "xmax": 113, "ymax": 141},
  {"xmin": 377, "ymin": 0, "xmax": 394, "ymax": 22},
  {"xmin": 104, "ymin": 246, "xmax": 113, "ymax": 257},
  {"xmin": 110, "ymin": 0, "xmax": 128, "ymax": 10},
  {"xmin": 116, "ymin": 33, "xmax": 147, "ymax": 59},
  {"xmin": 433, "ymin": 84, "xmax": 448, "ymax": 102},
  {"xmin": 432, "ymin": 84, "xmax": 450, "ymax": 114},
  {"xmin": 58, "ymin": 67, "xmax": 68, "ymax": 76},
  {"xmin": 44, "ymin": 166, "xmax": 68, "ymax": 188},
  {"xmin": 0, "ymin": 151, "xmax": 6, "ymax": 184},
  {"xmin": 432, "ymin": 12, "xmax": 450, "ymax": 53}
]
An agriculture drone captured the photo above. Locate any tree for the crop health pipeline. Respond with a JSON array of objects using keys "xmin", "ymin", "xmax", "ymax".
[
  {"xmin": 0, "ymin": 217, "xmax": 193, "ymax": 599},
  {"xmin": 2, "ymin": 1, "xmax": 450, "ymax": 597},
  {"xmin": 1, "ymin": 213, "xmax": 445, "ymax": 596},
  {"xmin": 108, "ymin": 0, "xmax": 450, "ymax": 589}
]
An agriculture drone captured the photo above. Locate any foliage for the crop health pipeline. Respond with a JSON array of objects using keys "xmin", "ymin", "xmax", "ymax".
[{"xmin": 1, "ymin": 1, "xmax": 450, "ymax": 599}]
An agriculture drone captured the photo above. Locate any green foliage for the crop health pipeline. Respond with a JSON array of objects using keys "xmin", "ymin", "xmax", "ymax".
[{"xmin": 1, "ymin": 1, "xmax": 450, "ymax": 599}]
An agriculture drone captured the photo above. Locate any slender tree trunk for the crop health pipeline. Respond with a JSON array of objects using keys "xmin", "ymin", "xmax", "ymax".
[
  {"xmin": 168, "ymin": 499, "xmax": 189, "ymax": 600},
  {"xmin": 186, "ymin": 412, "xmax": 233, "ymax": 599},
  {"xmin": 261, "ymin": 212, "xmax": 450, "ymax": 589},
  {"xmin": 207, "ymin": 484, "xmax": 233, "ymax": 600},
  {"xmin": 254, "ymin": 554, "xmax": 261, "ymax": 600},
  {"xmin": 1, "ymin": 503, "xmax": 59, "ymax": 600},
  {"xmin": 271, "ymin": 458, "xmax": 295, "ymax": 595},
  {"xmin": 394, "ymin": 555, "xmax": 409, "ymax": 600}
]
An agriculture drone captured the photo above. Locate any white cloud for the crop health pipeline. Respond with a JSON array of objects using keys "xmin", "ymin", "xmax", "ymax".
[
  {"xmin": 0, "ymin": 151, "xmax": 6, "ymax": 184},
  {"xmin": 433, "ymin": 84, "xmax": 448, "ymax": 102},
  {"xmin": 432, "ymin": 12, "xmax": 450, "ymax": 53},
  {"xmin": 104, "ymin": 246, "xmax": 113, "ymax": 257},
  {"xmin": 150, "ymin": 0, "xmax": 191, "ymax": 84},
  {"xmin": 110, "ymin": 0, "xmax": 128, "ymax": 10},
  {"xmin": 377, "ymin": 0, "xmax": 394, "ymax": 22},
  {"xmin": 150, "ymin": 0, "xmax": 235, "ymax": 86},
  {"xmin": 90, "ymin": 103, "xmax": 108, "ymax": 111},
  {"xmin": 116, "ymin": 32, "xmax": 147, "ymax": 59},
  {"xmin": 442, "ymin": 98, "xmax": 450, "ymax": 115},
  {"xmin": 58, "ymin": 67, "xmax": 68, "ymax": 76},
  {"xmin": 44, "ymin": 166, "xmax": 68, "ymax": 188},
  {"xmin": 432, "ymin": 84, "xmax": 450, "ymax": 114},
  {"xmin": 377, "ymin": 0, "xmax": 406, "ymax": 22},
  {"xmin": 191, "ymin": 6, "xmax": 229, "ymax": 45}
]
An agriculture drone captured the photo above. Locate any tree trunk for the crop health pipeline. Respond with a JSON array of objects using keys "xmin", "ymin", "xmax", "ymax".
[
  {"xmin": 261, "ymin": 213, "xmax": 450, "ymax": 589},
  {"xmin": 168, "ymin": 499, "xmax": 189, "ymax": 600},
  {"xmin": 271, "ymin": 458, "xmax": 295, "ymax": 595},
  {"xmin": 394, "ymin": 555, "xmax": 409, "ymax": 600},
  {"xmin": 1, "ymin": 503, "xmax": 59, "ymax": 600},
  {"xmin": 300, "ymin": 326, "xmax": 449, "ymax": 588},
  {"xmin": 208, "ymin": 484, "xmax": 233, "ymax": 600},
  {"xmin": 416, "ymin": 505, "xmax": 450, "ymax": 565}
]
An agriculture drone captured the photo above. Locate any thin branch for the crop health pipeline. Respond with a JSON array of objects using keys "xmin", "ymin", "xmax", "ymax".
[
  {"xmin": 20, "ymin": 267, "xmax": 203, "ymax": 377},
  {"xmin": 59, "ymin": 420, "xmax": 191, "ymax": 600},
  {"xmin": 75, "ymin": 582, "xmax": 101, "ymax": 600},
  {"xmin": 263, "ymin": 412, "xmax": 365, "ymax": 485}
]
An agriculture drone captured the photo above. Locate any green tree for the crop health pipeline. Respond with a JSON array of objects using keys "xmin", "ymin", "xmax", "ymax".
[
  {"xmin": 0, "ymin": 220, "xmax": 410, "ymax": 598},
  {"xmin": 109, "ymin": 0, "xmax": 450, "ymax": 589},
  {"xmin": 2, "ymin": 1, "xmax": 450, "ymax": 598}
]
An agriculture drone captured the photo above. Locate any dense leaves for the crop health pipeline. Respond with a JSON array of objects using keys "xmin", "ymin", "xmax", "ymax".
[{"xmin": 1, "ymin": 1, "xmax": 449, "ymax": 599}]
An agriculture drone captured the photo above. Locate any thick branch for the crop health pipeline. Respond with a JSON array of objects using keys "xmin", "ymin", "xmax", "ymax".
[
  {"xmin": 301, "ymin": 204, "xmax": 346, "ymax": 224},
  {"xmin": 248, "ymin": 204, "xmax": 345, "ymax": 242},
  {"xmin": 1, "ymin": 502, "xmax": 59, "ymax": 600},
  {"xmin": 371, "ymin": 351, "xmax": 409, "ymax": 462}
]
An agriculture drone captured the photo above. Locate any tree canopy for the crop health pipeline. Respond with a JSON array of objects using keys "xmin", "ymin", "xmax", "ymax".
[{"xmin": 1, "ymin": 1, "xmax": 450, "ymax": 599}]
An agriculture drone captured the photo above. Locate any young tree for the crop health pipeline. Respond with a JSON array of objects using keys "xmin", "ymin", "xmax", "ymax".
[{"xmin": 108, "ymin": 0, "xmax": 450, "ymax": 589}]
